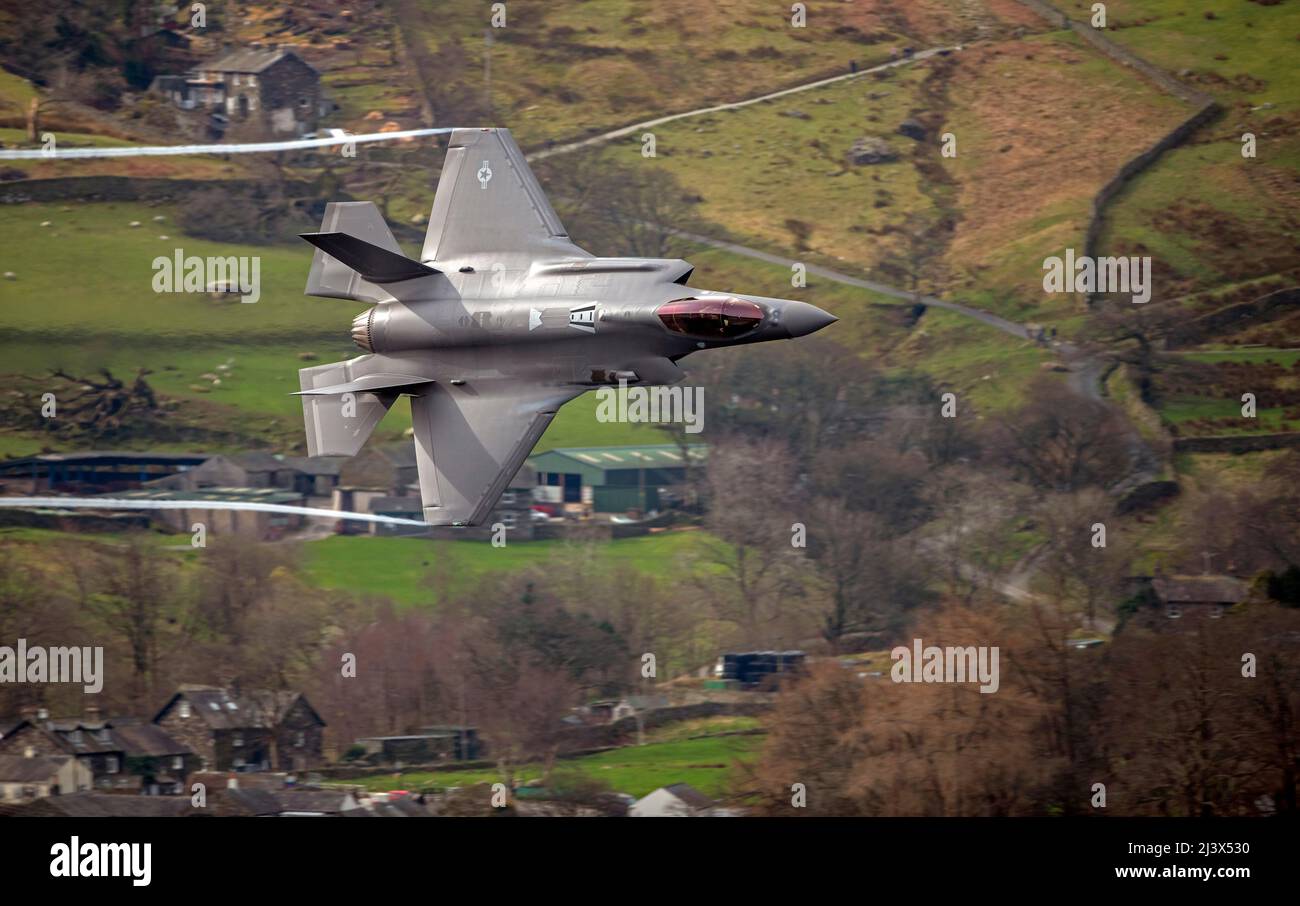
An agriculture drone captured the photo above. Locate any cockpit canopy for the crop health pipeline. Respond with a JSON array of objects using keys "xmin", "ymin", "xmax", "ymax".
[{"xmin": 657, "ymin": 297, "xmax": 765, "ymax": 339}]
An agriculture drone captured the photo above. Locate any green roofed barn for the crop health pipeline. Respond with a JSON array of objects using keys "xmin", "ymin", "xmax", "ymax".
[{"xmin": 526, "ymin": 445, "xmax": 706, "ymax": 515}]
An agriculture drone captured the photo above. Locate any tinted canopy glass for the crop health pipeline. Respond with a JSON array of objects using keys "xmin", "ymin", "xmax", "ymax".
[{"xmin": 657, "ymin": 297, "xmax": 764, "ymax": 339}]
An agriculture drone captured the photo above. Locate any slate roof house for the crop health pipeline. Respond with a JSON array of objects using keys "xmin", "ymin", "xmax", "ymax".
[
  {"xmin": 629, "ymin": 782, "xmax": 727, "ymax": 817},
  {"xmin": 0, "ymin": 715, "xmax": 194, "ymax": 794},
  {"xmin": 151, "ymin": 452, "xmax": 296, "ymax": 491},
  {"xmin": 0, "ymin": 754, "xmax": 92, "ymax": 802},
  {"xmin": 282, "ymin": 455, "xmax": 345, "ymax": 497},
  {"xmin": 153, "ymin": 685, "xmax": 326, "ymax": 773},
  {"xmin": 338, "ymin": 443, "xmax": 420, "ymax": 500},
  {"xmin": 7, "ymin": 791, "xmax": 203, "ymax": 818},
  {"xmin": 153, "ymin": 46, "xmax": 323, "ymax": 137},
  {"xmin": 1151, "ymin": 574, "xmax": 1251, "ymax": 622}
]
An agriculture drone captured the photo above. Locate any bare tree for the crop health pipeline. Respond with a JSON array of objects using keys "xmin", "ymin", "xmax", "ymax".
[
  {"xmin": 989, "ymin": 377, "xmax": 1134, "ymax": 492},
  {"xmin": 805, "ymin": 498, "xmax": 928, "ymax": 652},
  {"xmin": 694, "ymin": 437, "xmax": 808, "ymax": 646},
  {"xmin": 77, "ymin": 534, "xmax": 176, "ymax": 701},
  {"xmin": 1035, "ymin": 490, "xmax": 1131, "ymax": 630}
]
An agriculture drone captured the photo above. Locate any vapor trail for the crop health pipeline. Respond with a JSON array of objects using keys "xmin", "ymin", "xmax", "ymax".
[
  {"xmin": 0, "ymin": 127, "xmax": 459, "ymax": 160},
  {"xmin": 0, "ymin": 497, "xmax": 428, "ymax": 527}
]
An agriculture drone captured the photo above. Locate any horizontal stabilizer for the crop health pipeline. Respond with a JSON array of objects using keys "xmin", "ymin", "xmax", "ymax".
[
  {"xmin": 293, "ymin": 373, "xmax": 431, "ymax": 396},
  {"xmin": 298, "ymin": 358, "xmax": 418, "ymax": 457},
  {"xmin": 304, "ymin": 202, "xmax": 406, "ymax": 303},
  {"xmin": 301, "ymin": 231, "xmax": 440, "ymax": 284}
]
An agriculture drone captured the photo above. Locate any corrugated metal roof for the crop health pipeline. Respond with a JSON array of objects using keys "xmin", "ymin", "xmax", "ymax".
[
  {"xmin": 111, "ymin": 486, "xmax": 305, "ymax": 504},
  {"xmin": 530, "ymin": 445, "xmax": 707, "ymax": 471},
  {"xmin": 0, "ymin": 451, "xmax": 209, "ymax": 471}
]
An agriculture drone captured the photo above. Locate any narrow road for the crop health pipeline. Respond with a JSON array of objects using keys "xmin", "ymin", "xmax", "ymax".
[{"xmin": 671, "ymin": 229, "xmax": 1033, "ymax": 342}]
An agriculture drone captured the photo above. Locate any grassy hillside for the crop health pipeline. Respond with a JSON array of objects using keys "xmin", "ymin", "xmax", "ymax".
[
  {"xmin": 395, "ymin": 0, "xmax": 921, "ymax": 147},
  {"xmin": 353, "ymin": 729, "xmax": 763, "ymax": 798},
  {"xmin": 301, "ymin": 530, "xmax": 705, "ymax": 606},
  {"xmin": 1083, "ymin": 0, "xmax": 1300, "ymax": 303}
]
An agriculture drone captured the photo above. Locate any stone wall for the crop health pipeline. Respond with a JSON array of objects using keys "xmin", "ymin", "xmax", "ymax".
[
  {"xmin": 1015, "ymin": 0, "xmax": 1222, "ymax": 305},
  {"xmin": 1173, "ymin": 433, "xmax": 1300, "ymax": 454},
  {"xmin": 0, "ymin": 175, "xmax": 313, "ymax": 205},
  {"xmin": 1166, "ymin": 287, "xmax": 1300, "ymax": 348}
]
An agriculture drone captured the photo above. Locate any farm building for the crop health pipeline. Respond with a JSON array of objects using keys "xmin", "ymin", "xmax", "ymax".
[
  {"xmin": 152, "ymin": 46, "xmax": 324, "ymax": 137},
  {"xmin": 629, "ymin": 783, "xmax": 726, "ymax": 817},
  {"xmin": 355, "ymin": 726, "xmax": 481, "ymax": 764},
  {"xmin": 0, "ymin": 755, "xmax": 91, "ymax": 802},
  {"xmin": 526, "ymin": 444, "xmax": 706, "ymax": 514},
  {"xmin": 339, "ymin": 456, "xmax": 538, "ymax": 540},
  {"xmin": 0, "ymin": 451, "xmax": 208, "ymax": 495},
  {"xmin": 149, "ymin": 452, "xmax": 345, "ymax": 498},
  {"xmin": 109, "ymin": 486, "xmax": 308, "ymax": 540},
  {"xmin": 1151, "ymin": 574, "xmax": 1251, "ymax": 621}
]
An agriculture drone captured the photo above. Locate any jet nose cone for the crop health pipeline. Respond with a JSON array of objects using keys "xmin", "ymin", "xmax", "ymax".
[{"xmin": 782, "ymin": 301, "xmax": 838, "ymax": 338}]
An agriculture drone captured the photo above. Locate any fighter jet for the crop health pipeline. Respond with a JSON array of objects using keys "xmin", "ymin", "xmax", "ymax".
[{"xmin": 296, "ymin": 127, "xmax": 836, "ymax": 525}]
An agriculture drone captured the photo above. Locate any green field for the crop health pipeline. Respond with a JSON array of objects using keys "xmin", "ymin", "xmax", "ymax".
[
  {"xmin": 1084, "ymin": 0, "xmax": 1300, "ymax": 299},
  {"xmin": 890, "ymin": 306, "xmax": 1050, "ymax": 412},
  {"xmin": 1097, "ymin": 0, "xmax": 1300, "ymax": 111},
  {"xmin": 354, "ymin": 730, "xmax": 763, "ymax": 799},
  {"xmin": 1181, "ymin": 348, "xmax": 1300, "ymax": 367},
  {"xmin": 633, "ymin": 62, "xmax": 936, "ymax": 276},
  {"xmin": 300, "ymin": 529, "xmax": 706, "ymax": 606}
]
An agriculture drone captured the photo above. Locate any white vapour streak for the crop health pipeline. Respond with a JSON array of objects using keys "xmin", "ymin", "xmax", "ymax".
[
  {"xmin": 0, "ymin": 497, "xmax": 428, "ymax": 527},
  {"xmin": 0, "ymin": 127, "xmax": 459, "ymax": 160}
]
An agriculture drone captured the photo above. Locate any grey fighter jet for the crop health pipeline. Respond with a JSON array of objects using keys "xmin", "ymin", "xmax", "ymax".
[{"xmin": 296, "ymin": 127, "xmax": 836, "ymax": 525}]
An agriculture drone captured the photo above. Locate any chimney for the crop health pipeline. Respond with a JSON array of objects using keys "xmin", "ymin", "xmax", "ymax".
[{"xmin": 84, "ymin": 702, "xmax": 103, "ymax": 724}]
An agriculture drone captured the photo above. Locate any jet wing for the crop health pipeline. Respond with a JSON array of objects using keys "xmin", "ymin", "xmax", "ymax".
[
  {"xmin": 410, "ymin": 381, "xmax": 584, "ymax": 525},
  {"xmin": 421, "ymin": 127, "xmax": 591, "ymax": 265}
]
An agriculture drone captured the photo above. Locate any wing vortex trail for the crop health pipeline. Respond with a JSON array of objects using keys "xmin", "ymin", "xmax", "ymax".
[
  {"xmin": 0, "ymin": 127, "xmax": 461, "ymax": 160},
  {"xmin": 0, "ymin": 497, "xmax": 429, "ymax": 527}
]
